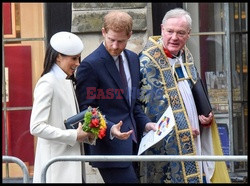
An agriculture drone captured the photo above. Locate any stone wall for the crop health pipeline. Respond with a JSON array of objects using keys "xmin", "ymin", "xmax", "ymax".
[{"xmin": 71, "ymin": 3, "xmax": 152, "ymax": 58}]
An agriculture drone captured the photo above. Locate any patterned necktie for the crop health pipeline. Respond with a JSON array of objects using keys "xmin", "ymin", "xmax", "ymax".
[
  {"xmin": 118, "ymin": 55, "xmax": 128, "ymax": 91},
  {"xmin": 118, "ymin": 55, "xmax": 137, "ymax": 143}
]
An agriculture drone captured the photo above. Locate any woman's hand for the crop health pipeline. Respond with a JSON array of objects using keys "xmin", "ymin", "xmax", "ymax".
[{"xmin": 76, "ymin": 123, "xmax": 94, "ymax": 142}]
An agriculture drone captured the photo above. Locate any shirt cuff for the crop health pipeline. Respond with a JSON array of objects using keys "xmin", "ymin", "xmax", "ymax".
[{"xmin": 110, "ymin": 125, "xmax": 115, "ymax": 140}]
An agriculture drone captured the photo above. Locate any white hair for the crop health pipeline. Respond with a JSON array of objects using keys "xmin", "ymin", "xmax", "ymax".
[{"xmin": 162, "ymin": 8, "xmax": 192, "ymax": 30}]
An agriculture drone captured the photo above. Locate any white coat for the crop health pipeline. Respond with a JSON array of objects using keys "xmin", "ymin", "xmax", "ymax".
[{"xmin": 30, "ymin": 64, "xmax": 82, "ymax": 183}]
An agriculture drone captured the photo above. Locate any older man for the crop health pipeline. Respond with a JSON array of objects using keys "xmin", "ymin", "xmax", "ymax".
[{"xmin": 138, "ymin": 8, "xmax": 230, "ymax": 183}]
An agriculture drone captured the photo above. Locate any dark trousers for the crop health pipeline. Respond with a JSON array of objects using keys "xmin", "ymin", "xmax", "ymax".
[{"xmin": 98, "ymin": 164, "xmax": 139, "ymax": 183}]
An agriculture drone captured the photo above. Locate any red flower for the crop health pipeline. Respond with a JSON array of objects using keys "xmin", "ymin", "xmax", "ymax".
[
  {"xmin": 82, "ymin": 106, "xmax": 107, "ymax": 140},
  {"xmin": 90, "ymin": 118, "xmax": 99, "ymax": 128},
  {"xmin": 98, "ymin": 128, "xmax": 106, "ymax": 139}
]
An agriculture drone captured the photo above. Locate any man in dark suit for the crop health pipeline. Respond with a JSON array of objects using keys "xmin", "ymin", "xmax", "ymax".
[{"xmin": 76, "ymin": 11, "xmax": 156, "ymax": 183}]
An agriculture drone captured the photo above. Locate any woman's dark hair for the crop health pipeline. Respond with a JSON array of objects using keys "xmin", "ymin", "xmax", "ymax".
[
  {"xmin": 41, "ymin": 44, "xmax": 59, "ymax": 77},
  {"xmin": 41, "ymin": 44, "xmax": 82, "ymax": 77}
]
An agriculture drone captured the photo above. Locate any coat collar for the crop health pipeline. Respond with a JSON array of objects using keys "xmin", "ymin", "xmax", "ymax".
[{"xmin": 99, "ymin": 43, "xmax": 133, "ymax": 107}]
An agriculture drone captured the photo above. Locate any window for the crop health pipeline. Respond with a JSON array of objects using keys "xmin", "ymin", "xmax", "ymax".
[
  {"xmin": 186, "ymin": 2, "xmax": 248, "ymax": 174},
  {"xmin": 2, "ymin": 2, "xmax": 45, "ymax": 179}
]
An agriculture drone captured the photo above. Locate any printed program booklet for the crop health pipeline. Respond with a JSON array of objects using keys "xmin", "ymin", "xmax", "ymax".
[{"xmin": 138, "ymin": 106, "xmax": 176, "ymax": 155}]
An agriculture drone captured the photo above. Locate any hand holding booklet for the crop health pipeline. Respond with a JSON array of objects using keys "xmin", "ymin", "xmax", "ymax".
[{"xmin": 138, "ymin": 106, "xmax": 176, "ymax": 155}]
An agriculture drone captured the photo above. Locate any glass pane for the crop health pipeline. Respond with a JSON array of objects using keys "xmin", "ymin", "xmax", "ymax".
[
  {"xmin": 205, "ymin": 71, "xmax": 228, "ymax": 114},
  {"xmin": 232, "ymin": 107, "xmax": 247, "ymax": 170},
  {"xmin": 242, "ymin": 34, "xmax": 248, "ymax": 101},
  {"xmin": 200, "ymin": 35, "xmax": 224, "ymax": 72},
  {"xmin": 2, "ymin": 110, "xmax": 34, "ymax": 179},
  {"xmin": 233, "ymin": 3, "xmax": 240, "ymax": 32},
  {"xmin": 243, "ymin": 102, "xmax": 248, "ymax": 155},
  {"xmin": 15, "ymin": 3, "xmax": 44, "ymax": 38},
  {"xmin": 240, "ymin": 3, "xmax": 247, "ymax": 31},
  {"xmin": 230, "ymin": 2, "xmax": 248, "ymax": 173},
  {"xmin": 199, "ymin": 3, "xmax": 224, "ymax": 32}
]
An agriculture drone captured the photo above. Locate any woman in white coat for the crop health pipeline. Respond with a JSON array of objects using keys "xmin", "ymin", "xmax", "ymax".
[{"xmin": 30, "ymin": 31, "xmax": 94, "ymax": 183}]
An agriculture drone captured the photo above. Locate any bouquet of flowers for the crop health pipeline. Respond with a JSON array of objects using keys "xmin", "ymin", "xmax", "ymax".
[{"xmin": 82, "ymin": 106, "xmax": 107, "ymax": 139}]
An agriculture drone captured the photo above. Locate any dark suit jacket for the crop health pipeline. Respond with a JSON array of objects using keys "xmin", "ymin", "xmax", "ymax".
[{"xmin": 76, "ymin": 43, "xmax": 151, "ymax": 168}]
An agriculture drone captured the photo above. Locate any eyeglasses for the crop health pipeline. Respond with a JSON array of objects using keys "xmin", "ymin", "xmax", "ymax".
[{"xmin": 164, "ymin": 29, "xmax": 189, "ymax": 38}]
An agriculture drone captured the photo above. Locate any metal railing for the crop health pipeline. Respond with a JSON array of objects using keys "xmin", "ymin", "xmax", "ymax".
[
  {"xmin": 41, "ymin": 155, "xmax": 247, "ymax": 183},
  {"xmin": 2, "ymin": 155, "xmax": 30, "ymax": 183}
]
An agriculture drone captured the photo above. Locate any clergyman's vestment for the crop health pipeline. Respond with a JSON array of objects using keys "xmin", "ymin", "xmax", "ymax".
[{"xmin": 138, "ymin": 36, "xmax": 231, "ymax": 183}]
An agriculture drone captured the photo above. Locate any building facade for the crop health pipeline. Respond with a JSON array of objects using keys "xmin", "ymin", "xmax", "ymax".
[{"xmin": 2, "ymin": 2, "xmax": 248, "ymax": 182}]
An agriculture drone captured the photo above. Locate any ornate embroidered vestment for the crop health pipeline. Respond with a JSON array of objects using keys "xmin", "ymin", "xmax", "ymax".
[
  {"xmin": 139, "ymin": 36, "xmax": 231, "ymax": 184},
  {"xmin": 139, "ymin": 36, "xmax": 201, "ymax": 183}
]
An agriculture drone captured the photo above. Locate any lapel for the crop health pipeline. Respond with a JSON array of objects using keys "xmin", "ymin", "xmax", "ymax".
[
  {"xmin": 100, "ymin": 45, "xmax": 123, "ymax": 90},
  {"xmin": 100, "ymin": 44, "xmax": 130, "ymax": 106},
  {"xmin": 100, "ymin": 44, "xmax": 135, "ymax": 106}
]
